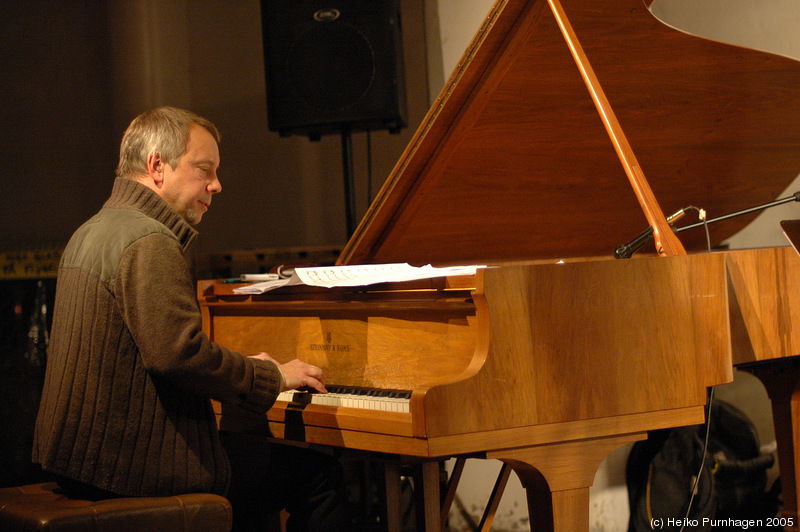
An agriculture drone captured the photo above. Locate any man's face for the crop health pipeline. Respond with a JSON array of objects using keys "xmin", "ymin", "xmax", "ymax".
[{"xmin": 160, "ymin": 125, "xmax": 221, "ymax": 225}]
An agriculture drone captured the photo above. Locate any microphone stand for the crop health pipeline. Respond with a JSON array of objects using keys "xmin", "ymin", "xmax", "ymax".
[{"xmin": 614, "ymin": 191, "xmax": 800, "ymax": 259}]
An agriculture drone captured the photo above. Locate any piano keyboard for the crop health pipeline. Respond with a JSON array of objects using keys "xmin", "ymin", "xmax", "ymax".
[{"xmin": 277, "ymin": 386, "xmax": 412, "ymax": 413}]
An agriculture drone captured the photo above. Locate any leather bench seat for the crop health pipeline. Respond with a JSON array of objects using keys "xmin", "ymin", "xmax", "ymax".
[{"xmin": 0, "ymin": 482, "xmax": 231, "ymax": 531}]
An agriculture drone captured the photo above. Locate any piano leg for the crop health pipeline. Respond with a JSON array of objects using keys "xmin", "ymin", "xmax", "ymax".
[
  {"xmin": 383, "ymin": 461, "xmax": 442, "ymax": 532},
  {"xmin": 415, "ymin": 462, "xmax": 442, "ymax": 531},
  {"xmin": 383, "ymin": 462, "xmax": 403, "ymax": 532},
  {"xmin": 740, "ymin": 360, "xmax": 800, "ymax": 532},
  {"xmin": 491, "ymin": 433, "xmax": 644, "ymax": 531}
]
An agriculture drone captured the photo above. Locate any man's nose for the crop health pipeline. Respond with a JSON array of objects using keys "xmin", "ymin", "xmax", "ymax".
[{"xmin": 209, "ymin": 175, "xmax": 222, "ymax": 194}]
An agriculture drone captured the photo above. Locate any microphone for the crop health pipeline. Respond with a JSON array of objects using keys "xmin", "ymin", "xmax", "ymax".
[
  {"xmin": 614, "ymin": 208, "xmax": 687, "ymax": 259},
  {"xmin": 614, "ymin": 191, "xmax": 800, "ymax": 259}
]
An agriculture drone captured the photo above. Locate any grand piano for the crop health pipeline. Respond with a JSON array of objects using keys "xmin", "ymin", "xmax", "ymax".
[{"xmin": 199, "ymin": 0, "xmax": 800, "ymax": 529}]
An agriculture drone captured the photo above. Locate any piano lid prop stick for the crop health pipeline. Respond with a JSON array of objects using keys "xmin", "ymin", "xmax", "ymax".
[{"xmin": 547, "ymin": 0, "xmax": 685, "ymax": 257}]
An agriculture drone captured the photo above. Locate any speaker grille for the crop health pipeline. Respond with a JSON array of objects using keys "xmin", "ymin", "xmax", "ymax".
[
  {"xmin": 288, "ymin": 23, "xmax": 375, "ymax": 113},
  {"xmin": 262, "ymin": 0, "xmax": 407, "ymax": 138}
]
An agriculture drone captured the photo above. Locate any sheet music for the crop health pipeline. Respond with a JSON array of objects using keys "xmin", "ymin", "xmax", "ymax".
[{"xmin": 233, "ymin": 263, "xmax": 482, "ymax": 294}]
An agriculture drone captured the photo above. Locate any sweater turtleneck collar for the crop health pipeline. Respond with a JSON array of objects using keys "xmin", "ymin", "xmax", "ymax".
[{"xmin": 104, "ymin": 177, "xmax": 198, "ymax": 251}]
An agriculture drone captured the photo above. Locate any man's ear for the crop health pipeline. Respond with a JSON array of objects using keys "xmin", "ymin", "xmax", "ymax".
[{"xmin": 146, "ymin": 152, "xmax": 165, "ymax": 186}]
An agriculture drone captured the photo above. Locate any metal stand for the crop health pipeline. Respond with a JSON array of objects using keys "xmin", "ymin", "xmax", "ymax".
[{"xmin": 340, "ymin": 129, "xmax": 356, "ymax": 238}]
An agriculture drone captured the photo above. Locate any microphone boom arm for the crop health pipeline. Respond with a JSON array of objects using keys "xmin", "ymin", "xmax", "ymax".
[
  {"xmin": 674, "ymin": 191, "xmax": 800, "ymax": 235},
  {"xmin": 614, "ymin": 191, "xmax": 800, "ymax": 259}
]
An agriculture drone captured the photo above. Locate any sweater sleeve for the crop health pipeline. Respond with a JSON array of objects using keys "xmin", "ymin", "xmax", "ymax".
[{"xmin": 115, "ymin": 232, "xmax": 280, "ymax": 413}]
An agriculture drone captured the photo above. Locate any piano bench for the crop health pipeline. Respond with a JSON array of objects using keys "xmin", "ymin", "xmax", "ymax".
[{"xmin": 0, "ymin": 482, "xmax": 232, "ymax": 532}]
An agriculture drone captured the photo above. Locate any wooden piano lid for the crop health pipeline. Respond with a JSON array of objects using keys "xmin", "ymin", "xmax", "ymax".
[{"xmin": 339, "ymin": 0, "xmax": 800, "ymax": 266}]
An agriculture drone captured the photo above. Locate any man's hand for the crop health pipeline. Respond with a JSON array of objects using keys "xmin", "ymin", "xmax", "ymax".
[{"xmin": 250, "ymin": 352, "xmax": 327, "ymax": 393}]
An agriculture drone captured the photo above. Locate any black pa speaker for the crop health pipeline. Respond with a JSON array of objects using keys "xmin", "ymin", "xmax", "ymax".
[{"xmin": 260, "ymin": 0, "xmax": 407, "ymax": 140}]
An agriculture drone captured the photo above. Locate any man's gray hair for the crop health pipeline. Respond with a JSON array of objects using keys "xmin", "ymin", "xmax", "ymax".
[{"xmin": 115, "ymin": 106, "xmax": 220, "ymax": 179}]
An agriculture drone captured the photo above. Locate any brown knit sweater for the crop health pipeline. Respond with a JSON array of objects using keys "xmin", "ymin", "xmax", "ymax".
[{"xmin": 33, "ymin": 177, "xmax": 281, "ymax": 497}]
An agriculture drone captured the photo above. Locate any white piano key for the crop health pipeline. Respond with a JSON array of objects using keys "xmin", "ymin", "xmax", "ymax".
[{"xmin": 276, "ymin": 388, "xmax": 410, "ymax": 413}]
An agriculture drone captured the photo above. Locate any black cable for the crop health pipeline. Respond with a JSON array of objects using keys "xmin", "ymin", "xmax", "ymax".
[{"xmin": 679, "ymin": 386, "xmax": 715, "ymax": 532}]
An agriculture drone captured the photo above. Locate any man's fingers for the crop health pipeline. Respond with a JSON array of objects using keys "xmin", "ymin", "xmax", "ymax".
[{"xmin": 281, "ymin": 359, "xmax": 328, "ymax": 393}]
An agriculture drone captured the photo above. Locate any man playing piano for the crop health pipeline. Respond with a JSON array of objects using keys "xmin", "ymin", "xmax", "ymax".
[{"xmin": 32, "ymin": 106, "xmax": 348, "ymax": 531}]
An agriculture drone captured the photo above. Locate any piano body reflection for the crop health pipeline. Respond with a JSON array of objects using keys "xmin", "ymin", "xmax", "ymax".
[{"xmin": 200, "ymin": 0, "xmax": 800, "ymax": 529}]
